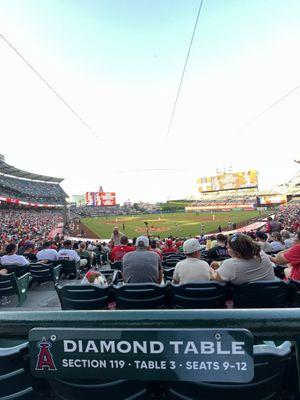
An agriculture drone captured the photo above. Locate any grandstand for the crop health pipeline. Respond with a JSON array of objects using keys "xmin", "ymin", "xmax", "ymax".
[
  {"xmin": 186, "ymin": 165, "xmax": 300, "ymax": 212},
  {"xmin": 284, "ymin": 166, "xmax": 300, "ymax": 202},
  {"xmin": 0, "ymin": 156, "xmax": 67, "ymax": 207},
  {"xmin": 187, "ymin": 170, "xmax": 259, "ymax": 212}
]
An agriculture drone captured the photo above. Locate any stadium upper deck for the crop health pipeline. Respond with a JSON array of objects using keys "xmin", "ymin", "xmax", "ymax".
[{"xmin": 0, "ymin": 158, "xmax": 67, "ymax": 207}]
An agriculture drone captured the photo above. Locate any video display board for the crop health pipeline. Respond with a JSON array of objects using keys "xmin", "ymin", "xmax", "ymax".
[
  {"xmin": 197, "ymin": 170, "xmax": 258, "ymax": 193},
  {"xmin": 257, "ymin": 194, "xmax": 287, "ymax": 206},
  {"xmin": 85, "ymin": 192, "xmax": 116, "ymax": 206}
]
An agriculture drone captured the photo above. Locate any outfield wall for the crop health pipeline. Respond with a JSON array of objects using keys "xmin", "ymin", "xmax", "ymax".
[{"xmin": 185, "ymin": 204, "xmax": 255, "ymax": 212}]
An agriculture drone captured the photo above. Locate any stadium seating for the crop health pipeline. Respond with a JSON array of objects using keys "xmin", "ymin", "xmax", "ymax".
[
  {"xmin": 58, "ymin": 260, "xmax": 81, "ymax": 279},
  {"xmin": 163, "ymin": 267, "xmax": 175, "ymax": 282},
  {"xmin": 0, "ymin": 338, "xmax": 291, "ymax": 400},
  {"xmin": 0, "ymin": 340, "xmax": 37, "ymax": 399},
  {"xmin": 116, "ymin": 283, "xmax": 167, "ymax": 309},
  {"xmin": 286, "ymin": 280, "xmax": 300, "ymax": 306},
  {"xmin": 0, "ymin": 272, "xmax": 31, "ymax": 306},
  {"xmin": 0, "ymin": 264, "xmax": 29, "ymax": 277},
  {"xmin": 100, "ymin": 269, "xmax": 123, "ymax": 285},
  {"xmin": 170, "ymin": 282, "xmax": 227, "ymax": 309},
  {"xmin": 167, "ymin": 341, "xmax": 291, "ymax": 400},
  {"xmin": 48, "ymin": 378, "xmax": 151, "ymax": 400},
  {"xmin": 162, "ymin": 254, "xmax": 186, "ymax": 269},
  {"xmin": 28, "ymin": 263, "xmax": 61, "ymax": 285},
  {"xmin": 56, "ymin": 284, "xmax": 114, "ymax": 310},
  {"xmin": 231, "ymin": 280, "xmax": 291, "ymax": 308},
  {"xmin": 110, "ymin": 261, "xmax": 123, "ymax": 271},
  {"xmin": 0, "ymin": 173, "xmax": 66, "ymax": 205}
]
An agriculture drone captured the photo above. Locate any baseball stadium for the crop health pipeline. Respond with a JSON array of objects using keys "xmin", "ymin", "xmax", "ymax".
[{"xmin": 1, "ymin": 1, "xmax": 300, "ymax": 400}]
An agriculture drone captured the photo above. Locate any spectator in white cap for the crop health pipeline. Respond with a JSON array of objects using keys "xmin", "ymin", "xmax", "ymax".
[
  {"xmin": 122, "ymin": 236, "xmax": 162, "ymax": 283},
  {"xmin": 172, "ymin": 238, "xmax": 210, "ymax": 284}
]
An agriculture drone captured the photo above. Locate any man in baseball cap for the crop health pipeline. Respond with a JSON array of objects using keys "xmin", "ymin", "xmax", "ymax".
[
  {"xmin": 122, "ymin": 235, "xmax": 162, "ymax": 283},
  {"xmin": 136, "ymin": 236, "xmax": 150, "ymax": 247},
  {"xmin": 173, "ymin": 238, "xmax": 210, "ymax": 284}
]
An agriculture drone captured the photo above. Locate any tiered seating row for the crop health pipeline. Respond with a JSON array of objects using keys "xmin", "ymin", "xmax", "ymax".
[{"xmin": 56, "ymin": 280, "xmax": 300, "ymax": 310}]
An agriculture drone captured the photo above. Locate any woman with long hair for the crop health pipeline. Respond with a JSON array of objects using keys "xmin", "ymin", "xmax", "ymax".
[{"xmin": 211, "ymin": 233, "xmax": 275, "ymax": 285}]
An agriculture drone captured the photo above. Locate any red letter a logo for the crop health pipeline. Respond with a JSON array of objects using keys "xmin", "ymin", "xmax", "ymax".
[{"xmin": 36, "ymin": 337, "xmax": 57, "ymax": 371}]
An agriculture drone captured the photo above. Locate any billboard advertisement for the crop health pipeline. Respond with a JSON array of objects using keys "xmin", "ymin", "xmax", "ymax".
[
  {"xmin": 85, "ymin": 192, "xmax": 116, "ymax": 206},
  {"xmin": 257, "ymin": 194, "xmax": 287, "ymax": 206},
  {"xmin": 100, "ymin": 192, "xmax": 116, "ymax": 206},
  {"xmin": 197, "ymin": 170, "xmax": 258, "ymax": 193},
  {"xmin": 85, "ymin": 192, "xmax": 94, "ymax": 206}
]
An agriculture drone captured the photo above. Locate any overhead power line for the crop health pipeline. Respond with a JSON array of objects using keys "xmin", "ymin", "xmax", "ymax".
[
  {"xmin": 165, "ymin": 0, "xmax": 204, "ymax": 139},
  {"xmin": 243, "ymin": 83, "xmax": 300, "ymax": 129},
  {"xmin": 0, "ymin": 32, "xmax": 99, "ymax": 140}
]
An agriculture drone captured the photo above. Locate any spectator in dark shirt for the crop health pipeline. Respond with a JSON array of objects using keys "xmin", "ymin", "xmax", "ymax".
[
  {"xmin": 22, "ymin": 242, "xmax": 38, "ymax": 262},
  {"xmin": 207, "ymin": 234, "xmax": 229, "ymax": 262}
]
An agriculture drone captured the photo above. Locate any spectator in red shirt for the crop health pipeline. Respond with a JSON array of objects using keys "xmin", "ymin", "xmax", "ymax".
[
  {"xmin": 162, "ymin": 239, "xmax": 178, "ymax": 254},
  {"xmin": 110, "ymin": 236, "xmax": 135, "ymax": 263},
  {"xmin": 270, "ymin": 231, "xmax": 300, "ymax": 280}
]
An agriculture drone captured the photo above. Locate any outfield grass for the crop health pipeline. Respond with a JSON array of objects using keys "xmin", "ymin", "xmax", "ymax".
[{"xmin": 81, "ymin": 210, "xmax": 264, "ymax": 239}]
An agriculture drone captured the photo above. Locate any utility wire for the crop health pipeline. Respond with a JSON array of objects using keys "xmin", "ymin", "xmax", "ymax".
[
  {"xmin": 0, "ymin": 32, "xmax": 100, "ymax": 140},
  {"xmin": 243, "ymin": 83, "xmax": 300, "ymax": 129},
  {"xmin": 165, "ymin": 0, "xmax": 204, "ymax": 139}
]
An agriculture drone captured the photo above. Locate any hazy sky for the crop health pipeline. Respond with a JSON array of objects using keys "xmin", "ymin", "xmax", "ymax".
[{"xmin": 0, "ymin": 0, "xmax": 299, "ymax": 203}]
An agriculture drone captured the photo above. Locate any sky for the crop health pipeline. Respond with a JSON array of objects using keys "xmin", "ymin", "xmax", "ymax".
[{"xmin": 0, "ymin": 0, "xmax": 299, "ymax": 204}]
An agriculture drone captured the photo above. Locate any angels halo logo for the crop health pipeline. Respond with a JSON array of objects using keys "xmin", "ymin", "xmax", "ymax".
[{"xmin": 36, "ymin": 337, "xmax": 57, "ymax": 371}]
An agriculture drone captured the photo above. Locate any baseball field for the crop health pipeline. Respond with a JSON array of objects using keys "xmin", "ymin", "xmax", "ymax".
[{"xmin": 81, "ymin": 210, "xmax": 265, "ymax": 239}]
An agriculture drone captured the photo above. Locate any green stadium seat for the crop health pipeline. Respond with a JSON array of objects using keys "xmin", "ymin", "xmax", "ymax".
[
  {"xmin": 100, "ymin": 269, "xmax": 123, "ymax": 285},
  {"xmin": 0, "ymin": 264, "xmax": 29, "ymax": 277},
  {"xmin": 163, "ymin": 267, "xmax": 175, "ymax": 282},
  {"xmin": 28, "ymin": 263, "xmax": 61, "ymax": 285},
  {"xmin": 48, "ymin": 378, "xmax": 150, "ymax": 400},
  {"xmin": 116, "ymin": 283, "xmax": 167, "ymax": 309},
  {"xmin": 170, "ymin": 282, "xmax": 227, "ymax": 309},
  {"xmin": 58, "ymin": 260, "xmax": 81, "ymax": 279},
  {"xmin": 0, "ymin": 341, "xmax": 36, "ymax": 399},
  {"xmin": 56, "ymin": 284, "xmax": 115, "ymax": 310},
  {"xmin": 167, "ymin": 341, "xmax": 291, "ymax": 400},
  {"xmin": 0, "ymin": 272, "xmax": 31, "ymax": 306},
  {"xmin": 231, "ymin": 280, "xmax": 290, "ymax": 308},
  {"xmin": 110, "ymin": 261, "xmax": 123, "ymax": 271}
]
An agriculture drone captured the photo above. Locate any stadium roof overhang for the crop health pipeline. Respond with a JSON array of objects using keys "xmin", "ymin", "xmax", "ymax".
[{"xmin": 0, "ymin": 161, "xmax": 63, "ymax": 183}]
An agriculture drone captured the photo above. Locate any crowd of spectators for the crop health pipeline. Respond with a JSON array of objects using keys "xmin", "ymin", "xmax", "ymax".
[
  {"xmin": 0, "ymin": 207, "xmax": 63, "ymax": 252},
  {"xmin": 0, "ymin": 175, "xmax": 66, "ymax": 205},
  {"xmin": 0, "ymin": 204, "xmax": 299, "ymax": 290},
  {"xmin": 71, "ymin": 205, "xmax": 134, "ymax": 218}
]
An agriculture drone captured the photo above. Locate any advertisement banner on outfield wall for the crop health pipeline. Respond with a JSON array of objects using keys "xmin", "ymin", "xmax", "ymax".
[
  {"xmin": 197, "ymin": 171, "xmax": 258, "ymax": 193},
  {"xmin": 0, "ymin": 196, "xmax": 63, "ymax": 208},
  {"xmin": 185, "ymin": 204, "xmax": 254, "ymax": 212}
]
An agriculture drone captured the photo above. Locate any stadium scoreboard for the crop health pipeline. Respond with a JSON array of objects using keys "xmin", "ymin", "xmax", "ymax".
[
  {"xmin": 257, "ymin": 194, "xmax": 287, "ymax": 206},
  {"xmin": 197, "ymin": 170, "xmax": 258, "ymax": 193},
  {"xmin": 85, "ymin": 192, "xmax": 116, "ymax": 206}
]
